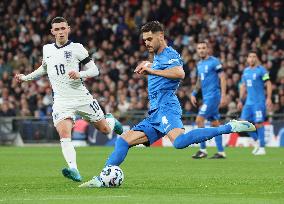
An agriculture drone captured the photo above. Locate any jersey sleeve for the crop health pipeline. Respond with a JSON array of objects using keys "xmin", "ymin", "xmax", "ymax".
[
  {"xmin": 76, "ymin": 44, "xmax": 92, "ymax": 65},
  {"xmin": 164, "ymin": 52, "xmax": 183, "ymax": 69},
  {"xmin": 196, "ymin": 66, "xmax": 199, "ymax": 77},
  {"xmin": 241, "ymin": 72, "xmax": 246, "ymax": 84},
  {"xmin": 260, "ymin": 66, "xmax": 270, "ymax": 81},
  {"xmin": 22, "ymin": 44, "xmax": 47, "ymax": 81},
  {"xmin": 214, "ymin": 58, "xmax": 223, "ymax": 73},
  {"xmin": 42, "ymin": 45, "xmax": 47, "ymax": 70}
]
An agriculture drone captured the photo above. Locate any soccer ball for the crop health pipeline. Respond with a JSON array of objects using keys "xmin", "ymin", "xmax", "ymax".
[{"xmin": 99, "ymin": 165, "xmax": 124, "ymax": 187}]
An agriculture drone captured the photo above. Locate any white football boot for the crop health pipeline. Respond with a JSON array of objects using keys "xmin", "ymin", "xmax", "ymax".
[
  {"xmin": 79, "ymin": 176, "xmax": 103, "ymax": 188},
  {"xmin": 227, "ymin": 120, "xmax": 256, "ymax": 132}
]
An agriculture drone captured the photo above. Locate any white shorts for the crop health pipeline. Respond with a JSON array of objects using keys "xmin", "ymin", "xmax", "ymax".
[{"xmin": 52, "ymin": 96, "xmax": 105, "ymax": 127}]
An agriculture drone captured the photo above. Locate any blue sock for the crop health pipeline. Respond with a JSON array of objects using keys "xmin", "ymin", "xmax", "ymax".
[
  {"xmin": 105, "ymin": 137, "xmax": 129, "ymax": 166},
  {"xmin": 199, "ymin": 126, "xmax": 206, "ymax": 149},
  {"xmin": 257, "ymin": 126, "xmax": 265, "ymax": 147},
  {"xmin": 215, "ymin": 135, "xmax": 224, "ymax": 152},
  {"xmin": 173, "ymin": 124, "xmax": 232, "ymax": 149},
  {"xmin": 248, "ymin": 131, "xmax": 258, "ymax": 141},
  {"xmin": 200, "ymin": 141, "xmax": 206, "ymax": 149}
]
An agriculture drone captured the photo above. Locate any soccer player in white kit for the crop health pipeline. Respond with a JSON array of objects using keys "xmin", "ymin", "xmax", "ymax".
[{"xmin": 15, "ymin": 17, "xmax": 123, "ymax": 182}]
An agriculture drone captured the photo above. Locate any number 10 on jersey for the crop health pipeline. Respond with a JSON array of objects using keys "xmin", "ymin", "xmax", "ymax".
[{"xmin": 55, "ymin": 64, "xmax": 65, "ymax": 75}]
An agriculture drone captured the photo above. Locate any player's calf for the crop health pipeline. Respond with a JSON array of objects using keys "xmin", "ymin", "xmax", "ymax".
[{"xmin": 105, "ymin": 113, "xmax": 123, "ymax": 135}]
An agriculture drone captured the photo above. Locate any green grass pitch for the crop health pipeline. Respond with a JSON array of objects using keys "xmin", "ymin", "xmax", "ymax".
[{"xmin": 0, "ymin": 146, "xmax": 283, "ymax": 204}]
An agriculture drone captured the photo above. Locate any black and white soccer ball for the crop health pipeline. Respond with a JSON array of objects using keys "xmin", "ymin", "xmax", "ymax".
[{"xmin": 99, "ymin": 165, "xmax": 124, "ymax": 187}]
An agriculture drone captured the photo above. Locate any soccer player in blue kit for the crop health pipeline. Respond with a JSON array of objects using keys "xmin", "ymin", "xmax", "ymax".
[
  {"xmin": 237, "ymin": 51, "xmax": 272, "ymax": 155},
  {"xmin": 80, "ymin": 21, "xmax": 256, "ymax": 188},
  {"xmin": 191, "ymin": 42, "xmax": 227, "ymax": 159}
]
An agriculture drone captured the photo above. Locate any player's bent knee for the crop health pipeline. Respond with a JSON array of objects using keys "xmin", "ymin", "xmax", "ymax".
[
  {"xmin": 173, "ymin": 138, "xmax": 185, "ymax": 149},
  {"xmin": 98, "ymin": 125, "xmax": 111, "ymax": 134},
  {"xmin": 120, "ymin": 130, "xmax": 147, "ymax": 146},
  {"xmin": 120, "ymin": 132, "xmax": 132, "ymax": 144},
  {"xmin": 173, "ymin": 142, "xmax": 184, "ymax": 149},
  {"xmin": 58, "ymin": 130, "xmax": 71, "ymax": 138},
  {"xmin": 196, "ymin": 117, "xmax": 205, "ymax": 127},
  {"xmin": 255, "ymin": 123, "xmax": 263, "ymax": 129},
  {"xmin": 57, "ymin": 128, "xmax": 71, "ymax": 138}
]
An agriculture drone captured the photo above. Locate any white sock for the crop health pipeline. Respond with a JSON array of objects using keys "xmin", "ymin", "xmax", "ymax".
[
  {"xmin": 218, "ymin": 152, "xmax": 226, "ymax": 156},
  {"xmin": 60, "ymin": 138, "xmax": 78, "ymax": 170},
  {"xmin": 105, "ymin": 117, "xmax": 115, "ymax": 132},
  {"xmin": 200, "ymin": 149, "xmax": 207, "ymax": 154}
]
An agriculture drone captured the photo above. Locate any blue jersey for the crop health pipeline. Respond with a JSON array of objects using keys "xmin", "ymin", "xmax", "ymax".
[
  {"xmin": 148, "ymin": 46, "xmax": 183, "ymax": 110},
  {"xmin": 241, "ymin": 65, "xmax": 269, "ymax": 105},
  {"xmin": 197, "ymin": 56, "xmax": 222, "ymax": 99}
]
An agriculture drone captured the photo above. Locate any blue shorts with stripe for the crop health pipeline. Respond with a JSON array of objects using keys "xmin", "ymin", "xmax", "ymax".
[
  {"xmin": 198, "ymin": 97, "xmax": 220, "ymax": 121},
  {"xmin": 241, "ymin": 103, "xmax": 266, "ymax": 123},
  {"xmin": 132, "ymin": 106, "xmax": 184, "ymax": 145}
]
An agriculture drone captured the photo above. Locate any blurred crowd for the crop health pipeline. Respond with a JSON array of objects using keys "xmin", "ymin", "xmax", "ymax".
[{"xmin": 0, "ymin": 0, "xmax": 283, "ymax": 121}]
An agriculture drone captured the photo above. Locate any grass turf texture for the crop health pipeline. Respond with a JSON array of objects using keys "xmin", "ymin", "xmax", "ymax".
[{"xmin": 0, "ymin": 147, "xmax": 283, "ymax": 204}]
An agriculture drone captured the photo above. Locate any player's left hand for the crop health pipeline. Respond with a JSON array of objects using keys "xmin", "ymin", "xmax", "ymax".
[
  {"xmin": 68, "ymin": 70, "xmax": 80, "ymax": 79},
  {"xmin": 219, "ymin": 95, "xmax": 227, "ymax": 108},
  {"xmin": 266, "ymin": 98, "xmax": 273, "ymax": 111}
]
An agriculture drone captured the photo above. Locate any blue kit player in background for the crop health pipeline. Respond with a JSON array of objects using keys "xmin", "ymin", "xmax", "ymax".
[
  {"xmin": 237, "ymin": 51, "xmax": 272, "ymax": 155},
  {"xmin": 79, "ymin": 21, "xmax": 256, "ymax": 188},
  {"xmin": 191, "ymin": 42, "xmax": 227, "ymax": 159}
]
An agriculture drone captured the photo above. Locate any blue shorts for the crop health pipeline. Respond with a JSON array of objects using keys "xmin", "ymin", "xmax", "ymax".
[
  {"xmin": 241, "ymin": 103, "xmax": 266, "ymax": 123},
  {"xmin": 198, "ymin": 97, "xmax": 220, "ymax": 121},
  {"xmin": 132, "ymin": 106, "xmax": 184, "ymax": 145}
]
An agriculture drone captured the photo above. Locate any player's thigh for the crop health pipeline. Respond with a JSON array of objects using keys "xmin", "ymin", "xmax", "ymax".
[
  {"xmin": 198, "ymin": 103, "xmax": 209, "ymax": 117},
  {"xmin": 198, "ymin": 100, "xmax": 219, "ymax": 120},
  {"xmin": 122, "ymin": 130, "xmax": 148, "ymax": 146},
  {"xmin": 76, "ymin": 99, "xmax": 105, "ymax": 124},
  {"xmin": 56, "ymin": 118, "xmax": 73, "ymax": 138},
  {"xmin": 253, "ymin": 104, "xmax": 266, "ymax": 123},
  {"xmin": 166, "ymin": 128, "xmax": 185, "ymax": 143},
  {"xmin": 52, "ymin": 102, "xmax": 75, "ymax": 128},
  {"xmin": 240, "ymin": 105, "xmax": 253, "ymax": 121}
]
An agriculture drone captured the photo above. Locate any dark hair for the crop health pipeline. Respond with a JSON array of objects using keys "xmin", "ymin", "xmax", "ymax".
[
  {"xmin": 51, "ymin": 17, "xmax": 68, "ymax": 25},
  {"xmin": 141, "ymin": 21, "xmax": 164, "ymax": 33},
  {"xmin": 248, "ymin": 50, "xmax": 260, "ymax": 58},
  {"xmin": 197, "ymin": 41, "xmax": 208, "ymax": 46}
]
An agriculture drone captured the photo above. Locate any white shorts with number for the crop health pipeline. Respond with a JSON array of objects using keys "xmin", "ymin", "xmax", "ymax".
[{"xmin": 52, "ymin": 95, "xmax": 104, "ymax": 127}]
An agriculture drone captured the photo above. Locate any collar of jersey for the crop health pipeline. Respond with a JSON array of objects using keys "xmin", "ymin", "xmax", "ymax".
[
  {"xmin": 54, "ymin": 40, "xmax": 71, "ymax": 49},
  {"xmin": 155, "ymin": 46, "xmax": 169, "ymax": 57}
]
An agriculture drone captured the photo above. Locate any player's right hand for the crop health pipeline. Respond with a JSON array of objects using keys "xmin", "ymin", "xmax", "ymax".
[
  {"xmin": 134, "ymin": 61, "xmax": 151, "ymax": 75},
  {"xmin": 15, "ymin": 74, "xmax": 25, "ymax": 83},
  {"xmin": 237, "ymin": 101, "xmax": 243, "ymax": 110},
  {"xmin": 190, "ymin": 95, "xmax": 197, "ymax": 107}
]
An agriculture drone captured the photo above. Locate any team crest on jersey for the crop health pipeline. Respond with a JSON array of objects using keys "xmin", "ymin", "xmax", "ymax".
[
  {"xmin": 64, "ymin": 51, "xmax": 72, "ymax": 62},
  {"xmin": 54, "ymin": 112, "xmax": 59, "ymax": 120}
]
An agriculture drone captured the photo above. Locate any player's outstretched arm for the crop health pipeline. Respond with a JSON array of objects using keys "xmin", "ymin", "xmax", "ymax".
[
  {"xmin": 237, "ymin": 83, "xmax": 246, "ymax": 110},
  {"xmin": 191, "ymin": 77, "xmax": 201, "ymax": 107},
  {"xmin": 15, "ymin": 65, "xmax": 47, "ymax": 83},
  {"xmin": 265, "ymin": 80, "xmax": 273, "ymax": 110},
  {"xmin": 218, "ymin": 72, "xmax": 227, "ymax": 107}
]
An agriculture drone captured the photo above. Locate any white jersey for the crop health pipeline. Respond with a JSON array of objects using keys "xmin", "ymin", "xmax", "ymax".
[{"xmin": 42, "ymin": 41, "xmax": 92, "ymax": 103}]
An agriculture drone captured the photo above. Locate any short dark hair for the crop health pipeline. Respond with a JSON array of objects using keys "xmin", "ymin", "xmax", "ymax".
[
  {"xmin": 51, "ymin": 17, "xmax": 68, "ymax": 25},
  {"xmin": 248, "ymin": 50, "xmax": 260, "ymax": 58},
  {"xmin": 141, "ymin": 21, "xmax": 164, "ymax": 33},
  {"xmin": 197, "ymin": 41, "xmax": 208, "ymax": 46}
]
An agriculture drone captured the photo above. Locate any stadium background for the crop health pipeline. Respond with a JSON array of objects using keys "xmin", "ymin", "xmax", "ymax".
[{"xmin": 0, "ymin": 0, "xmax": 283, "ymax": 146}]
